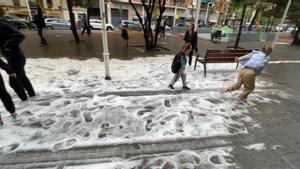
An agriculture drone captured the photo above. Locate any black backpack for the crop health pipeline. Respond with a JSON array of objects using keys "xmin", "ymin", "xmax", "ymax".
[{"xmin": 171, "ymin": 52, "xmax": 183, "ymax": 73}]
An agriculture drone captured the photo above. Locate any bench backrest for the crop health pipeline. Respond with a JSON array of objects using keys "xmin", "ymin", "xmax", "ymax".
[{"xmin": 204, "ymin": 49, "xmax": 254, "ymax": 63}]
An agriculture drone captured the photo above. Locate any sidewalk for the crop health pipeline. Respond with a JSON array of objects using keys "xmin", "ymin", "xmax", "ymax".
[{"xmin": 1, "ymin": 30, "xmax": 300, "ymax": 169}]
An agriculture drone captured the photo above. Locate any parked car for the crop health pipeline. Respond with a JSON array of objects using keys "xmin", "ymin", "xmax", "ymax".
[
  {"xmin": 3, "ymin": 14, "xmax": 35, "ymax": 30},
  {"xmin": 119, "ymin": 20, "xmax": 142, "ymax": 31},
  {"xmin": 89, "ymin": 19, "xmax": 114, "ymax": 31},
  {"xmin": 45, "ymin": 18, "xmax": 71, "ymax": 30},
  {"xmin": 151, "ymin": 23, "xmax": 171, "ymax": 32}
]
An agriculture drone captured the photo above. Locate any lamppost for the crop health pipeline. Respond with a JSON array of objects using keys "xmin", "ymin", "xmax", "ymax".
[
  {"xmin": 173, "ymin": 3, "xmax": 178, "ymax": 28},
  {"xmin": 99, "ymin": 0, "xmax": 111, "ymax": 80},
  {"xmin": 272, "ymin": 0, "xmax": 292, "ymax": 49},
  {"xmin": 25, "ymin": 0, "xmax": 32, "ymax": 21},
  {"xmin": 205, "ymin": 2, "xmax": 214, "ymax": 25},
  {"xmin": 194, "ymin": 0, "xmax": 202, "ymax": 31}
]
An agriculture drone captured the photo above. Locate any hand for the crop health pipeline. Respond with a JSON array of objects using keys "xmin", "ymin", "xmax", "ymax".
[
  {"xmin": 3, "ymin": 42, "xmax": 12, "ymax": 51},
  {"xmin": 234, "ymin": 57, "xmax": 239, "ymax": 62},
  {"xmin": 9, "ymin": 73, "xmax": 17, "ymax": 78}
]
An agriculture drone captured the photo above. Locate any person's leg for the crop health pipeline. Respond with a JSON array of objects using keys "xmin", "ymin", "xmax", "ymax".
[
  {"xmin": 20, "ymin": 69, "xmax": 35, "ymax": 97},
  {"xmin": 169, "ymin": 73, "xmax": 180, "ymax": 86},
  {"xmin": 179, "ymin": 68, "xmax": 187, "ymax": 87},
  {"xmin": 40, "ymin": 28, "xmax": 47, "ymax": 45},
  {"xmin": 0, "ymin": 74, "xmax": 15, "ymax": 114},
  {"xmin": 239, "ymin": 69, "xmax": 256, "ymax": 100},
  {"xmin": 7, "ymin": 51, "xmax": 28, "ymax": 101},
  {"xmin": 81, "ymin": 25, "xmax": 86, "ymax": 36},
  {"xmin": 225, "ymin": 69, "xmax": 244, "ymax": 92},
  {"xmin": 37, "ymin": 28, "xmax": 43, "ymax": 45},
  {"xmin": 188, "ymin": 49, "xmax": 194, "ymax": 66}
]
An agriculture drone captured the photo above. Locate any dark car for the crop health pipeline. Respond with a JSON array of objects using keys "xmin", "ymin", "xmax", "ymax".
[{"xmin": 3, "ymin": 14, "xmax": 36, "ymax": 30}]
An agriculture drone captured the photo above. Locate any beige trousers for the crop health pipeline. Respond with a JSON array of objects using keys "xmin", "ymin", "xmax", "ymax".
[{"xmin": 226, "ymin": 68, "xmax": 256, "ymax": 100}]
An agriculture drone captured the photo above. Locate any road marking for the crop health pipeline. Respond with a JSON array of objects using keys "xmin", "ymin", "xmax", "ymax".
[
  {"xmin": 276, "ymin": 42, "xmax": 291, "ymax": 45},
  {"xmin": 270, "ymin": 60, "xmax": 300, "ymax": 64}
]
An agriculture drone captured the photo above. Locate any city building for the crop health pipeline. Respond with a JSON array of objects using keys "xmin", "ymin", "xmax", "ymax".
[
  {"xmin": 0, "ymin": 0, "xmax": 86, "ymax": 22},
  {"xmin": 0, "ymin": 0, "xmax": 229, "ymax": 27}
]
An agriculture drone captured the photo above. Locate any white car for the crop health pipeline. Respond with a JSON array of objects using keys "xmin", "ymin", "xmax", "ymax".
[
  {"xmin": 151, "ymin": 23, "xmax": 171, "ymax": 32},
  {"xmin": 89, "ymin": 19, "xmax": 114, "ymax": 31}
]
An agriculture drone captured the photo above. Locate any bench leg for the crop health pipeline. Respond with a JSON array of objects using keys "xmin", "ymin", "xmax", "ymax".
[
  {"xmin": 236, "ymin": 62, "xmax": 239, "ymax": 69},
  {"xmin": 194, "ymin": 60, "xmax": 197, "ymax": 70},
  {"xmin": 204, "ymin": 63, "xmax": 207, "ymax": 78}
]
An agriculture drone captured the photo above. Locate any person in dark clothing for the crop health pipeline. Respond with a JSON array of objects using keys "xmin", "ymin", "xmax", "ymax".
[
  {"xmin": 0, "ymin": 58, "xmax": 17, "ymax": 126},
  {"xmin": 159, "ymin": 18, "xmax": 166, "ymax": 39},
  {"xmin": 184, "ymin": 23, "xmax": 198, "ymax": 66},
  {"xmin": 121, "ymin": 24, "xmax": 129, "ymax": 48},
  {"xmin": 81, "ymin": 13, "xmax": 89, "ymax": 37},
  {"xmin": 169, "ymin": 43, "xmax": 192, "ymax": 90},
  {"xmin": 0, "ymin": 19, "xmax": 35, "ymax": 101},
  {"xmin": 33, "ymin": 7, "xmax": 47, "ymax": 47}
]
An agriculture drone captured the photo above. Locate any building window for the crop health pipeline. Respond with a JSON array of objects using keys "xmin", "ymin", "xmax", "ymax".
[
  {"xmin": 13, "ymin": 0, "xmax": 20, "ymax": 6},
  {"xmin": 47, "ymin": 0, "xmax": 53, "ymax": 8},
  {"xmin": 28, "ymin": 0, "xmax": 37, "ymax": 7}
]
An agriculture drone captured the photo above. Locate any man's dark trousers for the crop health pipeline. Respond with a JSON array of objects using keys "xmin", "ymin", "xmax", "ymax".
[
  {"xmin": 0, "ymin": 74, "xmax": 15, "ymax": 113},
  {"xmin": 4, "ymin": 49, "xmax": 35, "ymax": 101},
  {"xmin": 37, "ymin": 27, "xmax": 47, "ymax": 45}
]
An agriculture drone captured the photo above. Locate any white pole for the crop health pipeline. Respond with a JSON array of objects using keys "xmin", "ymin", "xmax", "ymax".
[
  {"xmin": 272, "ymin": 0, "xmax": 292, "ymax": 49},
  {"xmin": 142, "ymin": 6, "xmax": 145, "ymax": 24},
  {"xmin": 205, "ymin": 2, "xmax": 213, "ymax": 25},
  {"xmin": 107, "ymin": 1, "xmax": 112, "ymax": 24},
  {"xmin": 173, "ymin": 4, "xmax": 177, "ymax": 28},
  {"xmin": 99, "ymin": 0, "xmax": 111, "ymax": 80},
  {"xmin": 25, "ymin": 0, "xmax": 32, "ymax": 21},
  {"xmin": 194, "ymin": 0, "xmax": 201, "ymax": 31}
]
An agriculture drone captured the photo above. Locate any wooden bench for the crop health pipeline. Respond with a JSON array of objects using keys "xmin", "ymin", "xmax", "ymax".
[{"xmin": 194, "ymin": 49, "xmax": 253, "ymax": 77}]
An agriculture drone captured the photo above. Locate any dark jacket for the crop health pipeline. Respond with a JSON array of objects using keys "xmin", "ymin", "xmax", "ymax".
[
  {"xmin": 184, "ymin": 31, "xmax": 198, "ymax": 50},
  {"xmin": 0, "ymin": 19, "xmax": 25, "ymax": 58},
  {"xmin": 33, "ymin": 15, "xmax": 46, "ymax": 28},
  {"xmin": 0, "ymin": 58, "xmax": 13, "ymax": 74},
  {"xmin": 33, "ymin": 7, "xmax": 46, "ymax": 28}
]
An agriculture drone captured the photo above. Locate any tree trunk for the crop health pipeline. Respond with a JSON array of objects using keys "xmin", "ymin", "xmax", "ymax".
[
  {"xmin": 292, "ymin": 25, "xmax": 300, "ymax": 45},
  {"xmin": 265, "ymin": 15, "xmax": 272, "ymax": 32},
  {"xmin": 234, "ymin": 4, "xmax": 247, "ymax": 49},
  {"xmin": 248, "ymin": 6, "xmax": 260, "ymax": 31},
  {"xmin": 66, "ymin": 0, "xmax": 80, "ymax": 44},
  {"xmin": 129, "ymin": 0, "xmax": 166, "ymax": 50}
]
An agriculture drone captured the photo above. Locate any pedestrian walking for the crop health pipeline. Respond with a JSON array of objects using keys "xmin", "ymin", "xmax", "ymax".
[
  {"xmin": 169, "ymin": 43, "xmax": 192, "ymax": 90},
  {"xmin": 0, "ymin": 17, "xmax": 36, "ymax": 101},
  {"xmin": 184, "ymin": 23, "xmax": 198, "ymax": 66},
  {"xmin": 81, "ymin": 13, "xmax": 89, "ymax": 37},
  {"xmin": 159, "ymin": 18, "xmax": 166, "ymax": 39},
  {"xmin": 0, "ymin": 59, "xmax": 17, "ymax": 126},
  {"xmin": 121, "ymin": 24, "xmax": 129, "ymax": 48},
  {"xmin": 33, "ymin": 7, "xmax": 48, "ymax": 47},
  {"xmin": 222, "ymin": 45, "xmax": 273, "ymax": 100}
]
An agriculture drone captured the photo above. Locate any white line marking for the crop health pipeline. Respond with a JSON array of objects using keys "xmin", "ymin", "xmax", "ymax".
[{"xmin": 270, "ymin": 60, "xmax": 300, "ymax": 64}]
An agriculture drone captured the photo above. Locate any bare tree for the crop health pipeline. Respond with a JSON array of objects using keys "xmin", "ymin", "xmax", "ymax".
[
  {"xmin": 128, "ymin": 0, "xmax": 166, "ymax": 49},
  {"xmin": 66, "ymin": 0, "xmax": 80, "ymax": 44}
]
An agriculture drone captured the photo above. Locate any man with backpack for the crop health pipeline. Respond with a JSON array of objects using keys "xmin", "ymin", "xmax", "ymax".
[{"xmin": 169, "ymin": 43, "xmax": 192, "ymax": 90}]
